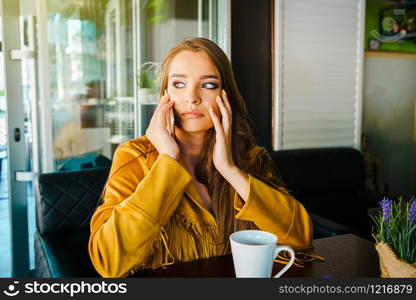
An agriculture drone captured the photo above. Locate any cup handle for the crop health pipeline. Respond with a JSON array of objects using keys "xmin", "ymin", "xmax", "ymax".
[{"xmin": 272, "ymin": 245, "xmax": 295, "ymax": 278}]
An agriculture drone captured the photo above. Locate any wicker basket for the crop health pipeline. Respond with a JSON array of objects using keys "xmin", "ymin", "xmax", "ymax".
[{"xmin": 375, "ymin": 242, "xmax": 416, "ymax": 278}]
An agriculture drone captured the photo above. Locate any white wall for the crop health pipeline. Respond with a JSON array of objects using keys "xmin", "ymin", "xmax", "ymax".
[{"xmin": 363, "ymin": 55, "xmax": 416, "ymax": 199}]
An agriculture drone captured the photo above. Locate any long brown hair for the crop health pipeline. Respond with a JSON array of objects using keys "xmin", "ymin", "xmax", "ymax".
[{"xmin": 160, "ymin": 38, "xmax": 285, "ymax": 254}]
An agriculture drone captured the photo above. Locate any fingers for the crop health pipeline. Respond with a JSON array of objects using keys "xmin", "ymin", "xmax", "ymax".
[
  {"xmin": 160, "ymin": 90, "xmax": 175, "ymax": 136},
  {"xmin": 157, "ymin": 100, "xmax": 174, "ymax": 128},
  {"xmin": 158, "ymin": 92, "xmax": 175, "ymax": 136},
  {"xmin": 154, "ymin": 94, "xmax": 171, "ymax": 121},
  {"xmin": 157, "ymin": 94, "xmax": 170, "ymax": 111},
  {"xmin": 221, "ymin": 89, "xmax": 232, "ymax": 117},
  {"xmin": 165, "ymin": 109, "xmax": 171, "ymax": 135},
  {"xmin": 216, "ymin": 95, "xmax": 230, "ymax": 133},
  {"xmin": 149, "ymin": 94, "xmax": 169, "ymax": 127},
  {"xmin": 209, "ymin": 105, "xmax": 224, "ymax": 136},
  {"xmin": 157, "ymin": 93, "xmax": 170, "ymax": 109},
  {"xmin": 165, "ymin": 107, "xmax": 175, "ymax": 136},
  {"xmin": 216, "ymin": 89, "xmax": 232, "ymax": 134}
]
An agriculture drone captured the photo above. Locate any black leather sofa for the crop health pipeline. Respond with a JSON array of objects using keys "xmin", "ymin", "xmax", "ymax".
[
  {"xmin": 271, "ymin": 148, "xmax": 382, "ymax": 239},
  {"xmin": 34, "ymin": 168, "xmax": 108, "ymax": 277},
  {"xmin": 34, "ymin": 147, "xmax": 380, "ymax": 277}
]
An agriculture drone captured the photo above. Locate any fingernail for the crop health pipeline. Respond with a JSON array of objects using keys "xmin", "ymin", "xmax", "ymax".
[
  {"xmin": 209, "ymin": 106, "xmax": 213, "ymax": 111},
  {"xmin": 164, "ymin": 89, "xmax": 167, "ymax": 95},
  {"xmin": 216, "ymin": 96, "xmax": 221, "ymax": 102},
  {"xmin": 222, "ymin": 89, "xmax": 226, "ymax": 96}
]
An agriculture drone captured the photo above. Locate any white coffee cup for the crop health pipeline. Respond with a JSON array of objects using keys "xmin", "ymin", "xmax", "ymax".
[{"xmin": 230, "ymin": 230, "xmax": 295, "ymax": 278}]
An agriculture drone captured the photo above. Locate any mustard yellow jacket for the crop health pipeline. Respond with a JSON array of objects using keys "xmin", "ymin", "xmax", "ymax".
[{"xmin": 88, "ymin": 136, "xmax": 313, "ymax": 278}]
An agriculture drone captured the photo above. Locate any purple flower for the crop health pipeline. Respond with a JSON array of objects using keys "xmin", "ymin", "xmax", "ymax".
[
  {"xmin": 409, "ymin": 199, "xmax": 416, "ymax": 225},
  {"xmin": 379, "ymin": 198, "xmax": 392, "ymax": 223}
]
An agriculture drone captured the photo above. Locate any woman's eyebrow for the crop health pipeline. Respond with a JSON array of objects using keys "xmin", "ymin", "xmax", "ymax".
[
  {"xmin": 170, "ymin": 73, "xmax": 219, "ymax": 80},
  {"xmin": 170, "ymin": 73, "xmax": 186, "ymax": 79},
  {"xmin": 200, "ymin": 75, "xmax": 220, "ymax": 80}
]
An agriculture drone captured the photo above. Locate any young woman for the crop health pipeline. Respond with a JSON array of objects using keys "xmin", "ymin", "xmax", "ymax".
[{"xmin": 88, "ymin": 38, "xmax": 313, "ymax": 278}]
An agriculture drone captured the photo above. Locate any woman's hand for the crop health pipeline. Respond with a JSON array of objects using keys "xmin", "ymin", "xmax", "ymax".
[
  {"xmin": 146, "ymin": 94, "xmax": 180, "ymax": 160},
  {"xmin": 208, "ymin": 89, "xmax": 250, "ymax": 201},
  {"xmin": 208, "ymin": 89, "xmax": 235, "ymax": 175}
]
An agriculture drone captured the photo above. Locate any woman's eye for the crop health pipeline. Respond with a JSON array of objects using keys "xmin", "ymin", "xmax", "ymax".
[
  {"xmin": 203, "ymin": 82, "xmax": 219, "ymax": 89},
  {"xmin": 172, "ymin": 81, "xmax": 185, "ymax": 88}
]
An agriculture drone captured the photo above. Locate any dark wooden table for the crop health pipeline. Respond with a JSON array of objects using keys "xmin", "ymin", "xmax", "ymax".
[{"xmin": 132, "ymin": 234, "xmax": 381, "ymax": 278}]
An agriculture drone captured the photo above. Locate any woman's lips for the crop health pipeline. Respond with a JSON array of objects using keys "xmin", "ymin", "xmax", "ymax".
[{"xmin": 181, "ymin": 112, "xmax": 204, "ymax": 118}]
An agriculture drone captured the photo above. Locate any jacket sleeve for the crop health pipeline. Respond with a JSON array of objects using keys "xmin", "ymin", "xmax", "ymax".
[
  {"xmin": 233, "ymin": 174, "xmax": 313, "ymax": 251},
  {"xmin": 88, "ymin": 143, "xmax": 192, "ymax": 278}
]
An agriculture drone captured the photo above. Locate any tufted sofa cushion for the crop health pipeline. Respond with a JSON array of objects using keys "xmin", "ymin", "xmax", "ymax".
[
  {"xmin": 35, "ymin": 167, "xmax": 110, "ymax": 235},
  {"xmin": 34, "ymin": 167, "xmax": 110, "ymax": 277}
]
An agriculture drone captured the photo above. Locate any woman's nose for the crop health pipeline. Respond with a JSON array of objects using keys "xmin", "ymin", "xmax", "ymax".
[{"xmin": 184, "ymin": 88, "xmax": 201, "ymax": 105}]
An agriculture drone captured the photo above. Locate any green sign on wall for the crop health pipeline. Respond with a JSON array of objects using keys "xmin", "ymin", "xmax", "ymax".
[{"xmin": 365, "ymin": 0, "xmax": 416, "ymax": 53}]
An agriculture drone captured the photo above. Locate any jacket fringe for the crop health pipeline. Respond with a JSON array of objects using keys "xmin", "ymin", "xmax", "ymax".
[
  {"xmin": 128, "ymin": 213, "xmax": 219, "ymax": 275},
  {"xmin": 168, "ymin": 214, "xmax": 219, "ymax": 261}
]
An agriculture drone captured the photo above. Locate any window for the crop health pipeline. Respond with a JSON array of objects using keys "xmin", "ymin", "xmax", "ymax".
[{"xmin": 273, "ymin": 0, "xmax": 365, "ymax": 150}]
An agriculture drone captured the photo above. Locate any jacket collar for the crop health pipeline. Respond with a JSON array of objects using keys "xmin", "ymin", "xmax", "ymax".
[{"xmin": 144, "ymin": 145, "xmax": 217, "ymax": 225}]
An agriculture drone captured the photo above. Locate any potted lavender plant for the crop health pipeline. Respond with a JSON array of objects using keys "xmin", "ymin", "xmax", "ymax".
[{"xmin": 372, "ymin": 197, "xmax": 416, "ymax": 277}]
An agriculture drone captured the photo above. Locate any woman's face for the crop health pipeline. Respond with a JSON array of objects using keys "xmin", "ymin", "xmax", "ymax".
[{"xmin": 166, "ymin": 50, "xmax": 221, "ymax": 133}]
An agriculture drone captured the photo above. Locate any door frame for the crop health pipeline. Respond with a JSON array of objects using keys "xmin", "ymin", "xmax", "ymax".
[
  {"xmin": 0, "ymin": 0, "xmax": 30, "ymax": 277},
  {"xmin": 35, "ymin": 0, "xmax": 53, "ymax": 173}
]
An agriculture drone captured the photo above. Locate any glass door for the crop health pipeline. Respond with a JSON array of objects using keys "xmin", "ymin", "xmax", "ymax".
[
  {"xmin": 37, "ymin": 0, "xmax": 136, "ymax": 173},
  {"xmin": 37, "ymin": 0, "xmax": 230, "ymax": 173}
]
